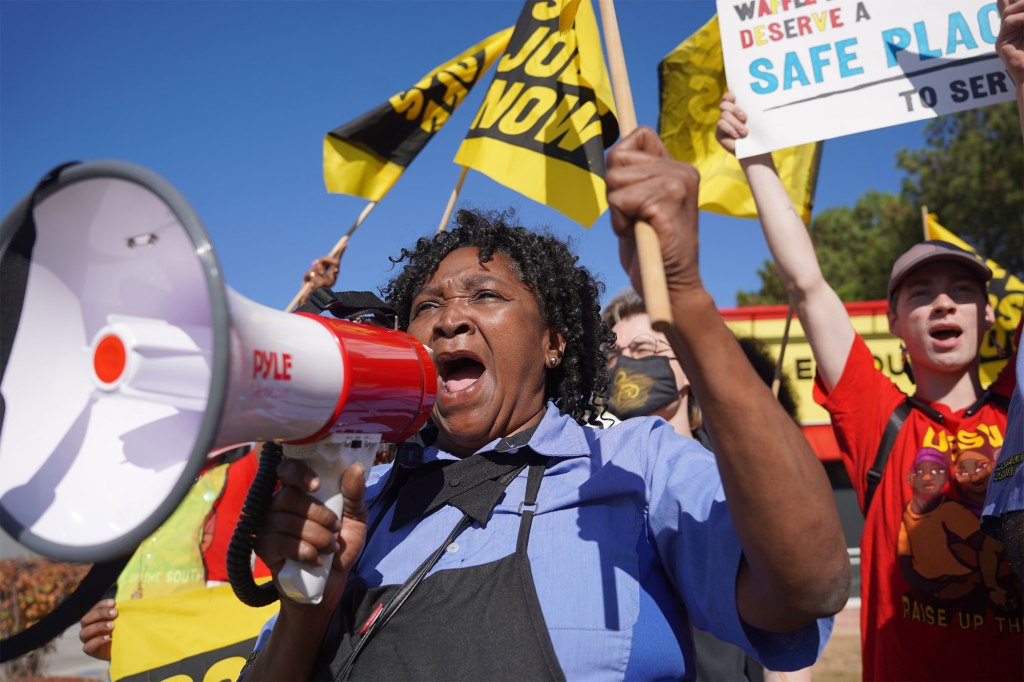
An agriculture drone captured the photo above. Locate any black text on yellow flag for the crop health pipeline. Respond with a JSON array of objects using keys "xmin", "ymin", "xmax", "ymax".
[
  {"xmin": 455, "ymin": 0, "xmax": 619, "ymax": 228},
  {"xmin": 323, "ymin": 26, "xmax": 513, "ymax": 201}
]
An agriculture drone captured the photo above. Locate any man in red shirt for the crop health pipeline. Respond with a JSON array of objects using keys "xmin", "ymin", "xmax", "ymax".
[{"xmin": 714, "ymin": 2, "xmax": 1024, "ymax": 676}]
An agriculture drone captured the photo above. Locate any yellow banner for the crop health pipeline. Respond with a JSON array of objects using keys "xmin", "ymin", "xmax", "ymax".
[
  {"xmin": 723, "ymin": 302, "xmax": 914, "ymax": 428},
  {"xmin": 324, "ymin": 26, "xmax": 513, "ymax": 201},
  {"xmin": 455, "ymin": 0, "xmax": 618, "ymax": 227},
  {"xmin": 110, "ymin": 582, "xmax": 278, "ymax": 682},
  {"xmin": 659, "ymin": 15, "xmax": 819, "ymax": 224},
  {"xmin": 115, "ymin": 465, "xmax": 227, "ymax": 601},
  {"xmin": 924, "ymin": 213, "xmax": 1022, "ymax": 384}
]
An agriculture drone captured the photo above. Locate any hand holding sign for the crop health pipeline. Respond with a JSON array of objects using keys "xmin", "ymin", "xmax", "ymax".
[
  {"xmin": 998, "ymin": 0, "xmax": 1024, "ymax": 85},
  {"xmin": 717, "ymin": 0, "xmax": 1017, "ymax": 156},
  {"xmin": 715, "ymin": 91, "xmax": 751, "ymax": 158},
  {"xmin": 80, "ymin": 599, "xmax": 117, "ymax": 661}
]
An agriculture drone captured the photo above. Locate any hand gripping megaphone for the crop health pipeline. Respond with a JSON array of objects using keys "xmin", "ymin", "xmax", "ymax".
[{"xmin": 0, "ymin": 161, "xmax": 437, "ymax": 634}]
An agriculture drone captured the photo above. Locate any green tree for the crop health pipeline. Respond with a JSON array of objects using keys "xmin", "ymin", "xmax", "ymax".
[
  {"xmin": 737, "ymin": 191, "xmax": 918, "ymax": 305},
  {"xmin": 737, "ymin": 101, "xmax": 1023, "ymax": 305},
  {"xmin": 898, "ymin": 102, "xmax": 1023, "ymax": 274}
]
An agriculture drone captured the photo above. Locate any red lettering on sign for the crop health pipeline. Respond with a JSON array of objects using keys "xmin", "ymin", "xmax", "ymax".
[{"xmin": 252, "ymin": 350, "xmax": 293, "ymax": 380}]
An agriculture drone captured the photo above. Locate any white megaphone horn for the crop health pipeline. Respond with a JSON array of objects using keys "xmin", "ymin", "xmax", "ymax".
[{"xmin": 0, "ymin": 161, "xmax": 436, "ymax": 604}]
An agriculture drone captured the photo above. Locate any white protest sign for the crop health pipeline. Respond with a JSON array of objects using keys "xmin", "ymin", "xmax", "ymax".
[{"xmin": 716, "ymin": 0, "xmax": 1014, "ymax": 157}]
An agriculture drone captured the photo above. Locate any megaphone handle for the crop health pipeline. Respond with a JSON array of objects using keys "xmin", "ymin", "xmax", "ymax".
[{"xmin": 276, "ymin": 453, "xmax": 346, "ymax": 604}]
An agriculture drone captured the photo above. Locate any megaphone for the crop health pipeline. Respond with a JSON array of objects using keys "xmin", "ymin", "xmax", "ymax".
[{"xmin": 0, "ymin": 161, "xmax": 436, "ymax": 594}]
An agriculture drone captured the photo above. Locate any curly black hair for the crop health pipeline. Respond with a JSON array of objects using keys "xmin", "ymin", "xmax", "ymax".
[{"xmin": 380, "ymin": 208, "xmax": 614, "ymax": 425}]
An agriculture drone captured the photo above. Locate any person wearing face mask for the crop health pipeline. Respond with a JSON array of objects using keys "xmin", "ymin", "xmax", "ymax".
[{"xmin": 602, "ymin": 288, "xmax": 696, "ymax": 436}]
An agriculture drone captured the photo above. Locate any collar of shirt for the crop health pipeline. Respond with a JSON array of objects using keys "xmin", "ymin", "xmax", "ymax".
[
  {"xmin": 388, "ymin": 404, "xmax": 590, "ymax": 528},
  {"xmin": 418, "ymin": 402, "xmax": 592, "ymax": 466}
]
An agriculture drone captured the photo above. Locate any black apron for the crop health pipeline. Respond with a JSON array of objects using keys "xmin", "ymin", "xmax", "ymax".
[{"xmin": 313, "ymin": 439, "xmax": 566, "ymax": 681}]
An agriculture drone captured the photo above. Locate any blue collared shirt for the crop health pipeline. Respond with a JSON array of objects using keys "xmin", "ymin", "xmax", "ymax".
[
  {"xmin": 251, "ymin": 403, "xmax": 832, "ymax": 679},
  {"xmin": 351, "ymin": 403, "xmax": 831, "ymax": 679}
]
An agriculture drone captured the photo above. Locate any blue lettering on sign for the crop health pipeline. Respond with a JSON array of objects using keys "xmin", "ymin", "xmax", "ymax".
[
  {"xmin": 883, "ymin": 27, "xmax": 912, "ymax": 68},
  {"xmin": 978, "ymin": 3, "xmax": 999, "ymax": 43},
  {"xmin": 883, "ymin": 5, "xmax": 999, "ymax": 68},
  {"xmin": 750, "ymin": 58, "xmax": 778, "ymax": 94},
  {"xmin": 914, "ymin": 21, "xmax": 943, "ymax": 61},
  {"xmin": 836, "ymin": 38, "xmax": 863, "ymax": 77},
  {"xmin": 784, "ymin": 51, "xmax": 811, "ymax": 89},
  {"xmin": 947, "ymin": 12, "xmax": 979, "ymax": 53},
  {"xmin": 747, "ymin": 39, "xmax": 864, "ymax": 94},
  {"xmin": 807, "ymin": 44, "xmax": 831, "ymax": 82}
]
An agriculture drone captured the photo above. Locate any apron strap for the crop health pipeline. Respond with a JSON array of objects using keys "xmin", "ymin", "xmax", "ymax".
[
  {"xmin": 516, "ymin": 462, "xmax": 546, "ymax": 553},
  {"xmin": 512, "ymin": 462, "xmax": 565, "ymax": 681},
  {"xmin": 336, "ymin": 461, "xmax": 530, "ymax": 681}
]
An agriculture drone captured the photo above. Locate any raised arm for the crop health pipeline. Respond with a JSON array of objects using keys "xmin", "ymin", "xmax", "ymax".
[
  {"xmin": 998, "ymin": 0, "xmax": 1024, "ymax": 138},
  {"xmin": 606, "ymin": 127, "xmax": 850, "ymax": 632},
  {"xmin": 716, "ymin": 93, "xmax": 853, "ymax": 390}
]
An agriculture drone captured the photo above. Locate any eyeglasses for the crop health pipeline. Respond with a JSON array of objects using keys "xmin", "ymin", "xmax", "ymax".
[{"xmin": 605, "ymin": 334, "xmax": 673, "ymax": 362}]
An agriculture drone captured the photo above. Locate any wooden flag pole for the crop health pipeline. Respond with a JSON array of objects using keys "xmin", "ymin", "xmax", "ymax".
[
  {"xmin": 437, "ymin": 167, "xmax": 469, "ymax": 233},
  {"xmin": 285, "ymin": 200, "xmax": 378, "ymax": 312},
  {"xmin": 920, "ymin": 204, "xmax": 929, "ymax": 240},
  {"xmin": 771, "ymin": 304, "xmax": 794, "ymax": 398},
  {"xmin": 596, "ymin": 0, "xmax": 673, "ymax": 328}
]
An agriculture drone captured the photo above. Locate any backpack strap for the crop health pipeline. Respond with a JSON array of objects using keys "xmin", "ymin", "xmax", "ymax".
[
  {"xmin": 863, "ymin": 400, "xmax": 912, "ymax": 515},
  {"xmin": 965, "ymin": 387, "xmax": 1010, "ymax": 415}
]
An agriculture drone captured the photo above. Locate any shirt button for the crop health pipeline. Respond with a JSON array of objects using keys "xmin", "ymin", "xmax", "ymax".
[
  {"xmin": 448, "ymin": 478, "xmax": 460, "ymax": 487},
  {"xmin": 446, "ymin": 542, "xmax": 460, "ymax": 554}
]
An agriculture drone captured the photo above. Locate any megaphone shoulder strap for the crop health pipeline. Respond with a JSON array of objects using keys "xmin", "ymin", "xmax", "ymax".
[
  {"xmin": 0, "ymin": 555, "xmax": 129, "ymax": 663},
  {"xmin": 293, "ymin": 288, "xmax": 397, "ymax": 322}
]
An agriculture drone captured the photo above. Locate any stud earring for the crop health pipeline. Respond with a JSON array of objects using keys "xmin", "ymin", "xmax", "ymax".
[{"xmin": 549, "ymin": 357, "xmax": 557, "ymax": 367}]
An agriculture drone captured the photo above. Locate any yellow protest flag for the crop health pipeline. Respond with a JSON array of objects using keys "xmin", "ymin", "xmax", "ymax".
[
  {"xmin": 110, "ymin": 582, "xmax": 278, "ymax": 681},
  {"xmin": 924, "ymin": 213, "xmax": 986, "ymax": 253},
  {"xmin": 558, "ymin": 0, "xmax": 583, "ymax": 31},
  {"xmin": 454, "ymin": 0, "xmax": 618, "ymax": 228},
  {"xmin": 658, "ymin": 15, "xmax": 819, "ymax": 223},
  {"xmin": 324, "ymin": 27, "xmax": 513, "ymax": 201},
  {"xmin": 924, "ymin": 213, "xmax": 1022, "ymax": 384}
]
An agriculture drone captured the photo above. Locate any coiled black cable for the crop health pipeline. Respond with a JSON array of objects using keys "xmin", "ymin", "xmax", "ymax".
[{"xmin": 227, "ymin": 442, "xmax": 283, "ymax": 607}]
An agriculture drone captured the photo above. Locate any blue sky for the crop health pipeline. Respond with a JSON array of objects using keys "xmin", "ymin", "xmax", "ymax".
[{"xmin": 0, "ymin": 0, "xmax": 926, "ymax": 311}]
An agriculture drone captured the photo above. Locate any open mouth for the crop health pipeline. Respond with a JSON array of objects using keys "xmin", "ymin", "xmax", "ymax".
[
  {"xmin": 929, "ymin": 322, "xmax": 963, "ymax": 343},
  {"xmin": 440, "ymin": 355, "xmax": 486, "ymax": 394},
  {"xmin": 930, "ymin": 329, "xmax": 961, "ymax": 341}
]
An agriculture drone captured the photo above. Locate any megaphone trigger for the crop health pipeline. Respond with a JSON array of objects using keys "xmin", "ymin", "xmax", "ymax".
[{"xmin": 275, "ymin": 434, "xmax": 382, "ymax": 604}]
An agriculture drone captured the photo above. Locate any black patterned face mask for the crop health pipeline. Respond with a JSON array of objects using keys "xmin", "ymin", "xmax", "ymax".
[{"xmin": 605, "ymin": 355, "xmax": 680, "ymax": 421}]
